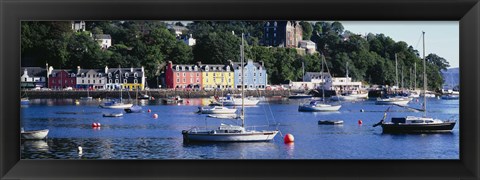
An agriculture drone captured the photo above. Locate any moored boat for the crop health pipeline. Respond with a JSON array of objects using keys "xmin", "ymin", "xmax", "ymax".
[
  {"xmin": 103, "ymin": 113, "xmax": 124, "ymax": 117},
  {"xmin": 124, "ymin": 105, "xmax": 142, "ymax": 113},
  {"xmin": 162, "ymin": 96, "xmax": 184, "ymax": 104},
  {"xmin": 198, "ymin": 106, "xmax": 237, "ymax": 114},
  {"xmin": 21, "ymin": 129, "xmax": 49, "ymax": 140},
  {"xmin": 318, "ymin": 120, "xmax": 344, "ymax": 125},
  {"xmin": 288, "ymin": 93, "xmax": 313, "ymax": 99},
  {"xmin": 375, "ymin": 97, "xmax": 411, "ymax": 106},
  {"xmin": 298, "ymin": 100, "xmax": 341, "ymax": 112}
]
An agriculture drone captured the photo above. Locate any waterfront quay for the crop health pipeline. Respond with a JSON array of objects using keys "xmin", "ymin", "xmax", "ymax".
[{"xmin": 22, "ymin": 89, "xmax": 292, "ymax": 99}]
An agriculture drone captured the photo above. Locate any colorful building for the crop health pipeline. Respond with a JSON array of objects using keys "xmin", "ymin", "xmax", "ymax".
[
  {"xmin": 230, "ymin": 59, "xmax": 267, "ymax": 89},
  {"xmin": 48, "ymin": 69, "xmax": 77, "ymax": 90},
  {"xmin": 105, "ymin": 66, "xmax": 146, "ymax": 90},
  {"xmin": 199, "ymin": 63, "xmax": 234, "ymax": 89},
  {"xmin": 165, "ymin": 61, "xmax": 202, "ymax": 89}
]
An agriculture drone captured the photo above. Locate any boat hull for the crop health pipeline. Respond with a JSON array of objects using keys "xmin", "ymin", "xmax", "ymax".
[
  {"xmin": 200, "ymin": 109, "xmax": 237, "ymax": 114},
  {"xmin": 381, "ymin": 122, "xmax": 456, "ymax": 133},
  {"xmin": 318, "ymin": 120, "xmax": 344, "ymax": 125},
  {"xmin": 182, "ymin": 131, "xmax": 278, "ymax": 142},
  {"xmin": 21, "ymin": 129, "xmax": 49, "ymax": 140},
  {"xmin": 375, "ymin": 99, "xmax": 410, "ymax": 106},
  {"xmin": 288, "ymin": 95, "xmax": 313, "ymax": 99},
  {"xmin": 99, "ymin": 104, "xmax": 133, "ymax": 109},
  {"xmin": 222, "ymin": 99, "xmax": 259, "ymax": 106},
  {"xmin": 298, "ymin": 105, "xmax": 341, "ymax": 112}
]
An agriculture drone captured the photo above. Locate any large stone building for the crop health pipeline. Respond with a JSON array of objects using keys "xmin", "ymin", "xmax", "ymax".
[{"xmin": 263, "ymin": 21, "xmax": 303, "ymax": 48}]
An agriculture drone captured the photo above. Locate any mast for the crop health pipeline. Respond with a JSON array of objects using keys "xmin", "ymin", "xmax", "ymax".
[
  {"xmin": 422, "ymin": 31, "xmax": 427, "ymax": 116},
  {"xmin": 395, "ymin": 53, "xmax": 398, "ymax": 88},
  {"xmin": 414, "ymin": 63, "xmax": 417, "ymax": 90},
  {"xmin": 401, "ymin": 65, "xmax": 404, "ymax": 90},
  {"xmin": 346, "ymin": 61, "xmax": 349, "ymax": 92},
  {"xmin": 119, "ymin": 65, "xmax": 123, "ymax": 102},
  {"xmin": 241, "ymin": 33, "xmax": 245, "ymax": 128},
  {"xmin": 322, "ymin": 55, "xmax": 325, "ymax": 102}
]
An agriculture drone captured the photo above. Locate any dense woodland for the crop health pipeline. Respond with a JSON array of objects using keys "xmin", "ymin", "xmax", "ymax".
[{"xmin": 21, "ymin": 21, "xmax": 450, "ymax": 90}]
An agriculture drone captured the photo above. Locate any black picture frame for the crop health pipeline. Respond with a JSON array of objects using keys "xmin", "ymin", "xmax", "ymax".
[{"xmin": 1, "ymin": 0, "xmax": 478, "ymax": 179}]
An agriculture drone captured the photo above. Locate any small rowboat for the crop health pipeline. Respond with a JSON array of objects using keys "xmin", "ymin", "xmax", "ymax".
[
  {"xmin": 21, "ymin": 129, "xmax": 49, "ymax": 140},
  {"xmin": 103, "ymin": 113, "xmax": 124, "ymax": 117},
  {"xmin": 318, "ymin": 120, "xmax": 344, "ymax": 125}
]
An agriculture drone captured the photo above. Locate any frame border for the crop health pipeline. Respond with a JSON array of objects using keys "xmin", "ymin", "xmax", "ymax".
[{"xmin": 1, "ymin": 0, "xmax": 478, "ymax": 179}]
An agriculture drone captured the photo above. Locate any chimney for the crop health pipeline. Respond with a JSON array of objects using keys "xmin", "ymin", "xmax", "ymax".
[
  {"xmin": 260, "ymin": 61, "xmax": 264, "ymax": 67},
  {"xmin": 131, "ymin": 67, "xmax": 134, "ymax": 72},
  {"xmin": 196, "ymin": 61, "xmax": 202, "ymax": 67},
  {"xmin": 48, "ymin": 66, "xmax": 53, "ymax": 76},
  {"xmin": 104, "ymin": 66, "xmax": 108, "ymax": 74},
  {"xmin": 228, "ymin": 60, "xmax": 233, "ymax": 65},
  {"xmin": 141, "ymin": 66, "xmax": 144, "ymax": 72},
  {"xmin": 77, "ymin": 66, "xmax": 81, "ymax": 73}
]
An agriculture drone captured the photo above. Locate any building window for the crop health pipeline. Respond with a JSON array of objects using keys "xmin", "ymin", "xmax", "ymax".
[
  {"xmin": 134, "ymin": 73, "xmax": 138, "ymax": 78},
  {"xmin": 183, "ymin": 78, "xmax": 186, "ymax": 83},
  {"xmin": 176, "ymin": 78, "xmax": 180, "ymax": 83},
  {"xmin": 116, "ymin": 74, "xmax": 118, "ymax": 78},
  {"xmin": 183, "ymin": 73, "xmax": 186, "ymax": 77},
  {"xmin": 124, "ymin": 79, "xmax": 127, "ymax": 83},
  {"xmin": 196, "ymin": 78, "xmax": 199, "ymax": 83},
  {"xmin": 254, "ymin": 73, "xmax": 256, "ymax": 76},
  {"xmin": 176, "ymin": 73, "xmax": 180, "ymax": 77},
  {"xmin": 109, "ymin": 79, "xmax": 112, "ymax": 83},
  {"xmin": 93, "ymin": 80, "xmax": 96, "ymax": 83},
  {"xmin": 134, "ymin": 79, "xmax": 138, "ymax": 84},
  {"xmin": 197, "ymin": 73, "xmax": 199, "ymax": 77},
  {"xmin": 108, "ymin": 73, "xmax": 111, "ymax": 78},
  {"xmin": 115, "ymin": 79, "xmax": 119, "ymax": 83},
  {"xmin": 125, "ymin": 73, "xmax": 128, "ymax": 77},
  {"xmin": 88, "ymin": 80, "xmax": 90, "ymax": 84},
  {"xmin": 260, "ymin": 73, "xmax": 262, "ymax": 76}
]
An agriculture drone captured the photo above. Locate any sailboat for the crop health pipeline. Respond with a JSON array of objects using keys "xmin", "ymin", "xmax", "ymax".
[
  {"xmin": 219, "ymin": 94, "xmax": 259, "ymax": 106},
  {"xmin": 125, "ymin": 85, "xmax": 143, "ymax": 113},
  {"xmin": 374, "ymin": 32, "xmax": 456, "ymax": 133},
  {"xmin": 298, "ymin": 54, "xmax": 341, "ymax": 112},
  {"xmin": 99, "ymin": 66, "xmax": 133, "ymax": 109},
  {"xmin": 182, "ymin": 33, "xmax": 279, "ymax": 142}
]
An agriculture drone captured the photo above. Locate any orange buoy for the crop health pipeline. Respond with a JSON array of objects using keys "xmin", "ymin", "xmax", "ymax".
[
  {"xmin": 153, "ymin": 114, "xmax": 158, "ymax": 119},
  {"xmin": 148, "ymin": 109, "xmax": 151, "ymax": 113},
  {"xmin": 358, "ymin": 120, "xmax": 363, "ymax": 125},
  {"xmin": 284, "ymin": 134, "xmax": 294, "ymax": 143}
]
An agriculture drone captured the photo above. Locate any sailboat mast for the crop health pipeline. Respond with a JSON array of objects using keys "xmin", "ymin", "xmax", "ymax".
[
  {"xmin": 119, "ymin": 66, "xmax": 123, "ymax": 102},
  {"xmin": 241, "ymin": 33, "xmax": 245, "ymax": 128},
  {"xmin": 414, "ymin": 63, "xmax": 417, "ymax": 90},
  {"xmin": 321, "ymin": 55, "xmax": 325, "ymax": 101},
  {"xmin": 422, "ymin": 31, "xmax": 427, "ymax": 116}
]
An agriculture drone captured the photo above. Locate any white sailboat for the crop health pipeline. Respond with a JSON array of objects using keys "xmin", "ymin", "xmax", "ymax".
[
  {"xmin": 374, "ymin": 31, "xmax": 456, "ymax": 133},
  {"xmin": 219, "ymin": 94, "xmax": 259, "ymax": 106},
  {"xmin": 99, "ymin": 66, "xmax": 133, "ymax": 109},
  {"xmin": 299, "ymin": 54, "xmax": 341, "ymax": 112},
  {"xmin": 182, "ymin": 33, "xmax": 279, "ymax": 142},
  {"xmin": 21, "ymin": 128, "xmax": 49, "ymax": 140}
]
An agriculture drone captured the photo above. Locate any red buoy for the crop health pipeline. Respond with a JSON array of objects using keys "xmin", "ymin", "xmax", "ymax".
[
  {"xmin": 92, "ymin": 123, "xmax": 97, "ymax": 127},
  {"xmin": 153, "ymin": 114, "xmax": 158, "ymax": 119},
  {"xmin": 358, "ymin": 120, "xmax": 363, "ymax": 125},
  {"xmin": 97, "ymin": 123, "xmax": 101, "ymax": 127},
  {"xmin": 187, "ymin": 100, "xmax": 190, "ymax": 104},
  {"xmin": 284, "ymin": 134, "xmax": 294, "ymax": 143},
  {"xmin": 148, "ymin": 109, "xmax": 151, "ymax": 113}
]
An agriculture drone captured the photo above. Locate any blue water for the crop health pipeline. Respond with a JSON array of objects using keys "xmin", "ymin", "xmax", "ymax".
[{"xmin": 20, "ymin": 97, "xmax": 459, "ymax": 159}]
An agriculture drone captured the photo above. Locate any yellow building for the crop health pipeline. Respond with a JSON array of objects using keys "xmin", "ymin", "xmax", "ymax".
[{"xmin": 200, "ymin": 64, "xmax": 234, "ymax": 89}]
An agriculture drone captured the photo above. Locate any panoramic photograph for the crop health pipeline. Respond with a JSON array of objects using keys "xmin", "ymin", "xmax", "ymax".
[{"xmin": 20, "ymin": 20, "xmax": 459, "ymax": 159}]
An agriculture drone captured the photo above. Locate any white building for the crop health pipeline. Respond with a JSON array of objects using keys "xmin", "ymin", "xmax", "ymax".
[
  {"xmin": 76, "ymin": 66, "xmax": 106, "ymax": 89},
  {"xmin": 330, "ymin": 77, "xmax": 364, "ymax": 92},
  {"xmin": 72, "ymin": 21, "xmax": 86, "ymax": 32},
  {"xmin": 298, "ymin": 40, "xmax": 316, "ymax": 54},
  {"xmin": 20, "ymin": 67, "xmax": 47, "ymax": 88},
  {"xmin": 93, "ymin": 34, "xmax": 112, "ymax": 49},
  {"xmin": 167, "ymin": 25, "xmax": 188, "ymax": 37},
  {"xmin": 183, "ymin": 34, "xmax": 196, "ymax": 46}
]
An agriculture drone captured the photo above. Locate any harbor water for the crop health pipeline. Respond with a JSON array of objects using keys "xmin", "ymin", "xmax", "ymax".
[{"xmin": 21, "ymin": 97, "xmax": 459, "ymax": 159}]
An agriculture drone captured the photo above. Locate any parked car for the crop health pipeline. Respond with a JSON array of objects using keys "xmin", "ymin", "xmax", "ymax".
[
  {"xmin": 63, "ymin": 87, "xmax": 73, "ymax": 91},
  {"xmin": 41, "ymin": 88, "xmax": 52, "ymax": 91}
]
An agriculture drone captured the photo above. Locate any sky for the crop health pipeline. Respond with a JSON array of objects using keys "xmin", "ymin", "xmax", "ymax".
[
  {"xmin": 338, "ymin": 21, "xmax": 459, "ymax": 68},
  {"xmin": 169, "ymin": 21, "xmax": 459, "ymax": 68}
]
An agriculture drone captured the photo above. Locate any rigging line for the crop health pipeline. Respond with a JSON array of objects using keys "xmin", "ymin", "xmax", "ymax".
[
  {"xmin": 261, "ymin": 101, "xmax": 270, "ymax": 125},
  {"xmin": 414, "ymin": 32, "xmax": 423, "ymax": 51}
]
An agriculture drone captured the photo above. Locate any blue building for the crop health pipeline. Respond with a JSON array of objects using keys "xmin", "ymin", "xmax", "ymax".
[{"xmin": 229, "ymin": 59, "xmax": 267, "ymax": 89}]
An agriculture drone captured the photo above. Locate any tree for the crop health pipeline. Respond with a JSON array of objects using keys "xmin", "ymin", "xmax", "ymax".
[
  {"xmin": 193, "ymin": 32, "xmax": 241, "ymax": 64},
  {"xmin": 300, "ymin": 21, "xmax": 313, "ymax": 40}
]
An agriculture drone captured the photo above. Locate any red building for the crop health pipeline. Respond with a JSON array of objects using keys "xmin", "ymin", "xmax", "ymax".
[
  {"xmin": 48, "ymin": 70, "xmax": 77, "ymax": 89},
  {"xmin": 165, "ymin": 61, "xmax": 202, "ymax": 89}
]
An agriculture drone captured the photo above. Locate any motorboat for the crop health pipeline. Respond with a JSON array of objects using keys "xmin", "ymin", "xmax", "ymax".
[
  {"xmin": 288, "ymin": 93, "xmax": 313, "ymax": 99},
  {"xmin": 220, "ymin": 94, "xmax": 259, "ymax": 106},
  {"xmin": 198, "ymin": 106, "xmax": 237, "ymax": 114},
  {"xmin": 331, "ymin": 92, "xmax": 368, "ymax": 101},
  {"xmin": 21, "ymin": 128, "xmax": 49, "ymax": 140},
  {"xmin": 99, "ymin": 100, "xmax": 133, "ymax": 109},
  {"xmin": 441, "ymin": 94, "xmax": 459, "ymax": 100},
  {"xmin": 375, "ymin": 97, "xmax": 411, "ymax": 106},
  {"xmin": 103, "ymin": 113, "xmax": 124, "ymax": 117},
  {"xmin": 162, "ymin": 96, "xmax": 184, "ymax": 104},
  {"xmin": 318, "ymin": 120, "xmax": 344, "ymax": 125},
  {"xmin": 298, "ymin": 100, "xmax": 341, "ymax": 112},
  {"xmin": 125, "ymin": 105, "xmax": 142, "ymax": 113}
]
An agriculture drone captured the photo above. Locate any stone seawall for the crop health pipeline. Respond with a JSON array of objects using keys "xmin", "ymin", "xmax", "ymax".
[{"xmin": 22, "ymin": 89, "xmax": 293, "ymax": 99}]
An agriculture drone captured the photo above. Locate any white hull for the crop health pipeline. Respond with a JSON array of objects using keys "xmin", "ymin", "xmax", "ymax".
[
  {"xmin": 99, "ymin": 103, "xmax": 133, "ymax": 109},
  {"xmin": 199, "ymin": 106, "xmax": 237, "ymax": 114},
  {"xmin": 80, "ymin": 97, "xmax": 93, "ymax": 100},
  {"xmin": 222, "ymin": 98, "xmax": 260, "ymax": 106},
  {"xmin": 21, "ymin": 129, "xmax": 49, "ymax": 140},
  {"xmin": 183, "ymin": 131, "xmax": 278, "ymax": 142},
  {"xmin": 207, "ymin": 114, "xmax": 239, "ymax": 119},
  {"xmin": 299, "ymin": 104, "xmax": 341, "ymax": 111},
  {"xmin": 375, "ymin": 98, "xmax": 410, "ymax": 106}
]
